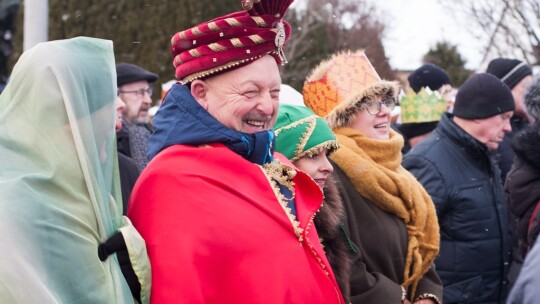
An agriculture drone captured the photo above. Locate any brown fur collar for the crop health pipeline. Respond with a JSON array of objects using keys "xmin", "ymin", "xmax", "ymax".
[{"xmin": 314, "ymin": 173, "xmax": 351, "ymax": 302}]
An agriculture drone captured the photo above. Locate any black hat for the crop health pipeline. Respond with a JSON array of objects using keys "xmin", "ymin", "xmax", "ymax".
[
  {"xmin": 116, "ymin": 63, "xmax": 158, "ymax": 87},
  {"xmin": 408, "ymin": 63, "xmax": 451, "ymax": 93},
  {"xmin": 486, "ymin": 58, "xmax": 532, "ymax": 89},
  {"xmin": 397, "ymin": 121, "xmax": 438, "ymax": 139},
  {"xmin": 453, "ymin": 73, "xmax": 515, "ymax": 119}
]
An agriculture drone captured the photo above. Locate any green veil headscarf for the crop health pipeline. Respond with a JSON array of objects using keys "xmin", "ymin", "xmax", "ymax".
[
  {"xmin": 0, "ymin": 37, "xmax": 149, "ymax": 303},
  {"xmin": 274, "ymin": 104, "xmax": 339, "ymax": 162}
]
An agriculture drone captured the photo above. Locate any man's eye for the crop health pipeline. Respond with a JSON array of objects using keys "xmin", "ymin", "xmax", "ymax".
[
  {"xmin": 270, "ymin": 90, "xmax": 280, "ymax": 99},
  {"xmin": 243, "ymin": 91, "xmax": 258, "ymax": 97}
]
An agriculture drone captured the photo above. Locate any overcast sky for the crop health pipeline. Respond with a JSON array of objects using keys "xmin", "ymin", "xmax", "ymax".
[
  {"xmin": 370, "ymin": 0, "xmax": 483, "ymax": 71},
  {"xmin": 291, "ymin": 0, "xmax": 484, "ymax": 71}
]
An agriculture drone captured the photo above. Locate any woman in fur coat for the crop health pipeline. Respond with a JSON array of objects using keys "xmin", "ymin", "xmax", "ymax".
[
  {"xmin": 505, "ymin": 76, "xmax": 540, "ymax": 286},
  {"xmin": 274, "ymin": 104, "xmax": 352, "ymax": 302},
  {"xmin": 303, "ymin": 50, "xmax": 442, "ymax": 304}
]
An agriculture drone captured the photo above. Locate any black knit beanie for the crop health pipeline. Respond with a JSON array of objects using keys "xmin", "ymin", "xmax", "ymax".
[
  {"xmin": 408, "ymin": 63, "xmax": 451, "ymax": 93},
  {"xmin": 486, "ymin": 58, "xmax": 532, "ymax": 89},
  {"xmin": 453, "ymin": 73, "xmax": 515, "ymax": 119}
]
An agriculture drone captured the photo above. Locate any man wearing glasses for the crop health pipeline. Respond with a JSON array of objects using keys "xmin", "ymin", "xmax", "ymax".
[{"xmin": 116, "ymin": 63, "xmax": 158, "ymax": 172}]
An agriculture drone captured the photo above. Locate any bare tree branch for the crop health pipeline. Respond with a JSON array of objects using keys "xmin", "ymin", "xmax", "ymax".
[{"xmin": 441, "ymin": 0, "xmax": 540, "ymax": 65}]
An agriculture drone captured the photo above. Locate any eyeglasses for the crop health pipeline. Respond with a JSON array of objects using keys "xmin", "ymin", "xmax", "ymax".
[
  {"xmin": 362, "ymin": 98, "xmax": 396, "ymax": 115},
  {"xmin": 117, "ymin": 87, "xmax": 153, "ymax": 97}
]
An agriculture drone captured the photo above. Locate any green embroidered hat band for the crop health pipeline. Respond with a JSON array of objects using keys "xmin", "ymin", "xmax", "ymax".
[
  {"xmin": 274, "ymin": 104, "xmax": 339, "ymax": 162},
  {"xmin": 399, "ymin": 87, "xmax": 447, "ymax": 124}
]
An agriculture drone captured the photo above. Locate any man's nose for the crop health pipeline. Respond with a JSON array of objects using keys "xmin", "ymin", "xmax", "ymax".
[
  {"xmin": 142, "ymin": 93, "xmax": 152, "ymax": 105},
  {"xmin": 256, "ymin": 94, "xmax": 274, "ymax": 115}
]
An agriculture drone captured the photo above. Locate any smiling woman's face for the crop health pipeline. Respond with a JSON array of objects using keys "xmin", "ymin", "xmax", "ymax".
[
  {"xmin": 192, "ymin": 55, "xmax": 282, "ymax": 134},
  {"xmin": 349, "ymin": 97, "xmax": 393, "ymax": 140}
]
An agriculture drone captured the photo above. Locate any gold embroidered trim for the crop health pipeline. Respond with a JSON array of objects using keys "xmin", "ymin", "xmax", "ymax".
[
  {"xmin": 188, "ymin": 49, "xmax": 201, "ymax": 58},
  {"xmin": 251, "ymin": 16, "xmax": 267, "ymax": 27},
  {"xmin": 248, "ymin": 34, "xmax": 265, "ymax": 44},
  {"xmin": 271, "ymin": 113, "xmax": 338, "ymax": 162},
  {"xmin": 259, "ymin": 160, "xmax": 303, "ymax": 241},
  {"xmin": 174, "ymin": 56, "xmax": 183, "ymax": 65},
  {"xmin": 415, "ymin": 293, "xmax": 441, "ymax": 304},
  {"xmin": 295, "ymin": 117, "xmax": 316, "ymax": 157},
  {"xmin": 224, "ymin": 18, "xmax": 241, "ymax": 27},
  {"xmin": 304, "ymin": 215, "xmax": 329, "ymax": 275},
  {"xmin": 230, "ymin": 38, "xmax": 244, "ymax": 48},
  {"xmin": 179, "ymin": 31, "xmax": 188, "ymax": 39},
  {"xmin": 208, "ymin": 21, "xmax": 221, "ymax": 31},
  {"xmin": 180, "ymin": 55, "xmax": 264, "ymax": 84},
  {"xmin": 208, "ymin": 42, "xmax": 227, "ymax": 52},
  {"xmin": 263, "ymin": 160, "xmax": 296, "ymax": 201},
  {"xmin": 273, "ymin": 115, "xmax": 315, "ymax": 136},
  {"xmin": 171, "ymin": 34, "xmax": 179, "ymax": 45},
  {"xmin": 191, "ymin": 26, "xmax": 203, "ymax": 36},
  {"xmin": 291, "ymin": 141, "xmax": 340, "ymax": 162}
]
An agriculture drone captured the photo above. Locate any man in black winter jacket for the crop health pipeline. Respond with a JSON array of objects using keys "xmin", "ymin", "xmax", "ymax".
[{"xmin": 403, "ymin": 73, "xmax": 514, "ymax": 304}]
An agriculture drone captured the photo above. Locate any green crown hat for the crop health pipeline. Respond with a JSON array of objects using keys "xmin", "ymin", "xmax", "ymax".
[
  {"xmin": 400, "ymin": 87, "xmax": 446, "ymax": 124},
  {"xmin": 274, "ymin": 104, "xmax": 339, "ymax": 162}
]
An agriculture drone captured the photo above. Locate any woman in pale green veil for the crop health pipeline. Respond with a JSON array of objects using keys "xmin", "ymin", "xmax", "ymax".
[{"xmin": 0, "ymin": 37, "xmax": 149, "ymax": 303}]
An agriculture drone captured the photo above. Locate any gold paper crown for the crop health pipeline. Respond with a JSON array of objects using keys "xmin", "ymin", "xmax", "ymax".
[
  {"xmin": 399, "ymin": 88, "xmax": 446, "ymax": 124},
  {"xmin": 303, "ymin": 50, "xmax": 398, "ymax": 128}
]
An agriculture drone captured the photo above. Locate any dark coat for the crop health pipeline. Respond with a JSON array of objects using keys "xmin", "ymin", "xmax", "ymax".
[
  {"xmin": 498, "ymin": 115, "xmax": 529, "ymax": 181},
  {"xmin": 505, "ymin": 124, "xmax": 540, "ymax": 282},
  {"xmin": 403, "ymin": 114, "xmax": 511, "ymax": 304},
  {"xmin": 118, "ymin": 152, "xmax": 139, "ymax": 215},
  {"xmin": 315, "ymin": 174, "xmax": 351, "ymax": 302},
  {"xmin": 332, "ymin": 163, "xmax": 443, "ymax": 303}
]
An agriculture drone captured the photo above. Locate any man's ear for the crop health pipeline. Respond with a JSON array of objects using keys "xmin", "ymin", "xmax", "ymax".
[{"xmin": 190, "ymin": 80, "xmax": 209, "ymax": 110}]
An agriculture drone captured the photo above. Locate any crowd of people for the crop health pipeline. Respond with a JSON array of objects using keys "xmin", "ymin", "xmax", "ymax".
[{"xmin": 1, "ymin": 0, "xmax": 540, "ymax": 303}]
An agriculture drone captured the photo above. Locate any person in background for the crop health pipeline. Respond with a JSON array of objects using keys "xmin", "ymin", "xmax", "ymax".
[
  {"xmin": 504, "ymin": 75, "xmax": 540, "ymax": 288},
  {"xmin": 127, "ymin": 0, "xmax": 346, "ymax": 302},
  {"xmin": 115, "ymin": 96, "xmax": 139, "ymax": 214},
  {"xmin": 116, "ymin": 63, "xmax": 158, "ymax": 172},
  {"xmin": 486, "ymin": 58, "xmax": 533, "ymax": 181},
  {"xmin": 397, "ymin": 89, "xmax": 447, "ymax": 154},
  {"xmin": 304, "ymin": 50, "xmax": 442, "ymax": 304},
  {"xmin": 506, "ymin": 236, "xmax": 540, "ymax": 304},
  {"xmin": 404, "ymin": 73, "xmax": 514, "ymax": 304},
  {"xmin": 396, "ymin": 63, "xmax": 452, "ymax": 154},
  {"xmin": 0, "ymin": 37, "xmax": 149, "ymax": 303},
  {"xmin": 408, "ymin": 63, "xmax": 454, "ymax": 111},
  {"xmin": 273, "ymin": 104, "xmax": 351, "ymax": 301}
]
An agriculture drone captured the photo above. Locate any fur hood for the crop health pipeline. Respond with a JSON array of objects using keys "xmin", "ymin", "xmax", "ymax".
[
  {"xmin": 512, "ymin": 124, "xmax": 540, "ymax": 171},
  {"xmin": 314, "ymin": 174, "xmax": 351, "ymax": 302},
  {"xmin": 326, "ymin": 80, "xmax": 399, "ymax": 129}
]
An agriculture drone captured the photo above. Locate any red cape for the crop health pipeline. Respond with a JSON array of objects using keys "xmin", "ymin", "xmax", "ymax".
[{"xmin": 128, "ymin": 144, "xmax": 345, "ymax": 303}]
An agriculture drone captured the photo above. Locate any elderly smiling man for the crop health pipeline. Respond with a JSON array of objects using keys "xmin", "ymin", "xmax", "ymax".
[
  {"xmin": 127, "ymin": 0, "xmax": 346, "ymax": 303},
  {"xmin": 403, "ymin": 73, "xmax": 514, "ymax": 304}
]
